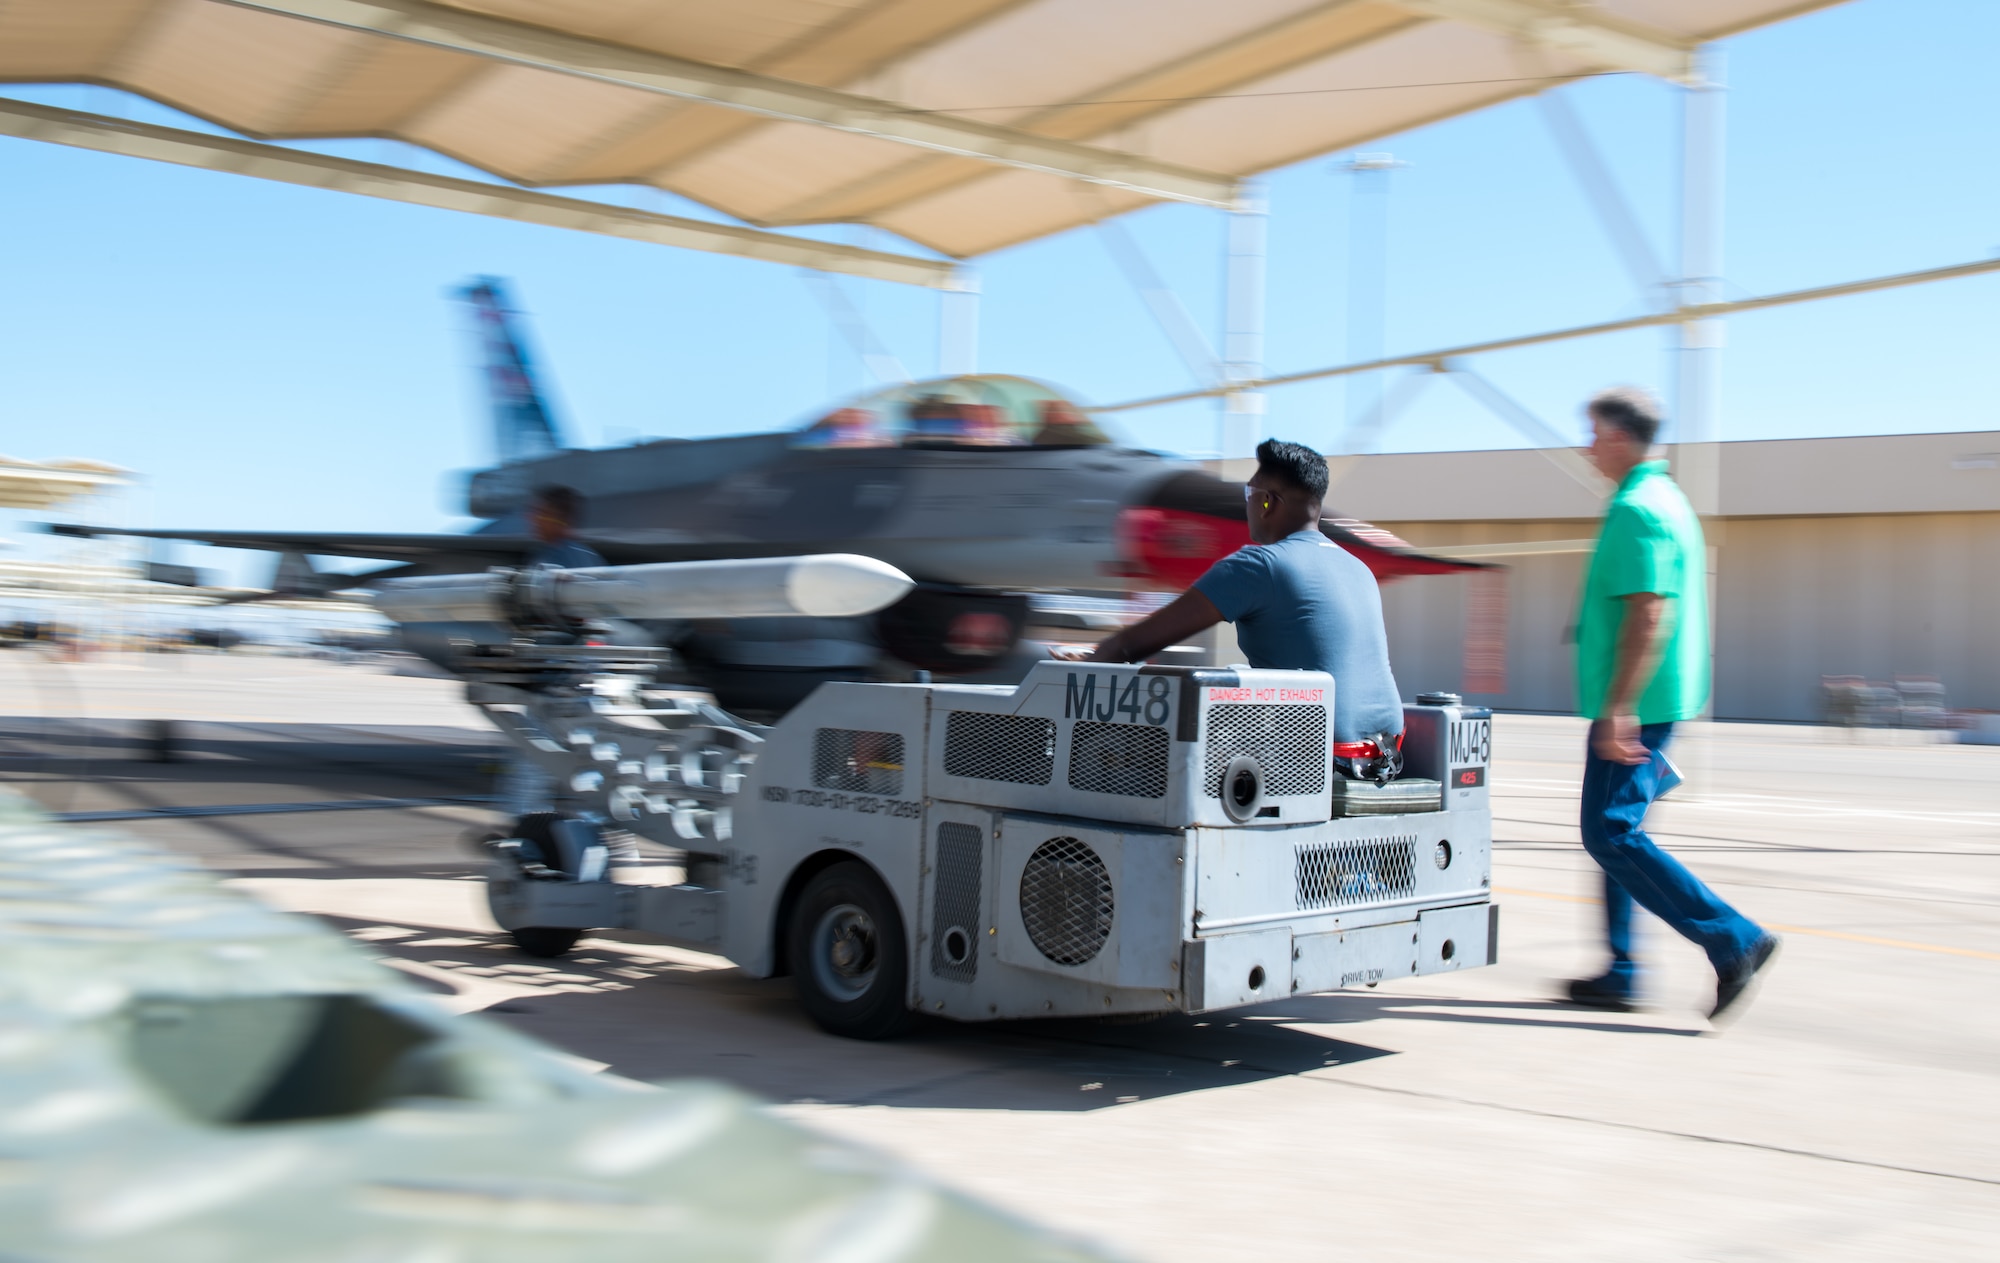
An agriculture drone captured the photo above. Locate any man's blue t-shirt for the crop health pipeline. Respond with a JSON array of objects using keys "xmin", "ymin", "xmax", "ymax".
[{"xmin": 1192, "ymin": 529, "xmax": 1404, "ymax": 743}]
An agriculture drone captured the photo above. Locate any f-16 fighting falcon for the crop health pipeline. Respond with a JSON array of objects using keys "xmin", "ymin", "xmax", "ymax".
[{"xmin": 54, "ymin": 278, "xmax": 1484, "ymax": 715}]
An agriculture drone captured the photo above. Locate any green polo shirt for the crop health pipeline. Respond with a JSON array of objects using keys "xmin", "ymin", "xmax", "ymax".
[{"xmin": 1575, "ymin": 460, "xmax": 1710, "ymax": 723}]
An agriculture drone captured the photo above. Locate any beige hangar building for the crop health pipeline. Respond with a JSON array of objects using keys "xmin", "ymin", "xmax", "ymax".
[{"xmin": 1298, "ymin": 430, "xmax": 2000, "ymax": 723}]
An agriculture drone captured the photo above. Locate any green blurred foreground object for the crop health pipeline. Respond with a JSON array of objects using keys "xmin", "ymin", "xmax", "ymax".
[{"xmin": 0, "ymin": 789, "xmax": 1110, "ymax": 1261}]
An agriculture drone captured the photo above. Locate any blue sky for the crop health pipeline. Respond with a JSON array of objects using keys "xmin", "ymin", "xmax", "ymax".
[{"xmin": 1, "ymin": 0, "xmax": 1995, "ymax": 586}]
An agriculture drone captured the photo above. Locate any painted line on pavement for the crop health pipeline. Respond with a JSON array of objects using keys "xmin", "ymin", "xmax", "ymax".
[
  {"xmin": 1494, "ymin": 884, "xmax": 1596, "ymax": 905},
  {"xmin": 1494, "ymin": 886, "xmax": 2000, "ymax": 962},
  {"xmin": 1313, "ymin": 1075, "xmax": 2000, "ymax": 1188}
]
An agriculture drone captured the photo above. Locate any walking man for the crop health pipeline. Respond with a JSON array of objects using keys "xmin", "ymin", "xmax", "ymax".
[{"xmin": 1568, "ymin": 388, "xmax": 1778, "ymax": 1021}]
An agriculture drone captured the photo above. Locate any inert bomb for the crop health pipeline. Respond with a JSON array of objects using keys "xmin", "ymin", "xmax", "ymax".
[{"xmin": 373, "ymin": 554, "xmax": 914, "ymax": 629}]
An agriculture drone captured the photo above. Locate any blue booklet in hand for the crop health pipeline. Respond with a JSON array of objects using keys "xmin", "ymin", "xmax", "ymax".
[{"xmin": 1655, "ymin": 752, "xmax": 1685, "ymax": 800}]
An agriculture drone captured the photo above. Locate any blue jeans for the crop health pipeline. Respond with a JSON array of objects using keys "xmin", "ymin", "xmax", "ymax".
[{"xmin": 1581, "ymin": 722, "xmax": 1765, "ymax": 993}]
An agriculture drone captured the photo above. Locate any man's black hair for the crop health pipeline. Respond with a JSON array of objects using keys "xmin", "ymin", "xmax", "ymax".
[
  {"xmin": 1587, "ymin": 387, "xmax": 1662, "ymax": 447},
  {"xmin": 532, "ymin": 484, "xmax": 583, "ymax": 523},
  {"xmin": 1255, "ymin": 438, "xmax": 1329, "ymax": 502}
]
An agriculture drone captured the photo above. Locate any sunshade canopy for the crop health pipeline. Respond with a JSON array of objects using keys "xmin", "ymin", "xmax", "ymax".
[
  {"xmin": 2, "ymin": 1, "xmax": 1840, "ymax": 258},
  {"xmin": 0, "ymin": 458, "xmax": 130, "ymax": 510}
]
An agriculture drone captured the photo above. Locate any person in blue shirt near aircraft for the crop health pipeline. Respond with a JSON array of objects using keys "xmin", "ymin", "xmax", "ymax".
[
  {"xmin": 527, "ymin": 485, "xmax": 605, "ymax": 569},
  {"xmin": 502, "ymin": 485, "xmax": 606, "ymax": 819}
]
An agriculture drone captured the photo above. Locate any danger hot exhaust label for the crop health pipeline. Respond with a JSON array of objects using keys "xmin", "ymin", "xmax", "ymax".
[{"xmin": 1203, "ymin": 686, "xmax": 1324, "ymax": 704}]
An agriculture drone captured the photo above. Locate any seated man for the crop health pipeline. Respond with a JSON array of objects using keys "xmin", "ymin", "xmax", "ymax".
[
  {"xmin": 1075, "ymin": 439, "xmax": 1405, "ymax": 774},
  {"xmin": 527, "ymin": 484, "xmax": 605, "ymax": 569}
]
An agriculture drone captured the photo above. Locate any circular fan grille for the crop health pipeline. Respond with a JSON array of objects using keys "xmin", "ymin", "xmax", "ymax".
[{"xmin": 1019, "ymin": 836, "xmax": 1114, "ymax": 966}]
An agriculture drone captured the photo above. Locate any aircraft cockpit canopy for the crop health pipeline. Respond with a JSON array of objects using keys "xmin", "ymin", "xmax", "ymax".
[{"xmin": 793, "ymin": 375, "xmax": 1112, "ymax": 451}]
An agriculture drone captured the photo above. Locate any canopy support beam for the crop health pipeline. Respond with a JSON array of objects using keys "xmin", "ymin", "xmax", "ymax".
[
  {"xmin": 1093, "ymin": 252, "xmax": 2000, "ymax": 413},
  {"xmin": 1092, "ymin": 215, "xmax": 1222, "ymax": 389},
  {"xmin": 1535, "ymin": 85, "xmax": 1672, "ymax": 308},
  {"xmin": 1445, "ymin": 365, "xmax": 1608, "ymax": 495},
  {"xmin": 219, "ymin": 0, "xmax": 1241, "ymax": 209},
  {"xmin": 800, "ymin": 270, "xmax": 913, "ymax": 385},
  {"xmin": 0, "ymin": 97, "xmax": 961, "ymax": 288},
  {"xmin": 1386, "ymin": 0, "xmax": 1694, "ymax": 82}
]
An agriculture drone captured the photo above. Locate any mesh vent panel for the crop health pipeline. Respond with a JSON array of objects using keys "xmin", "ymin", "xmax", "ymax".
[
  {"xmin": 812, "ymin": 728, "xmax": 904, "ymax": 795},
  {"xmin": 1204, "ymin": 704, "xmax": 1327, "ymax": 798},
  {"xmin": 943, "ymin": 712, "xmax": 1055, "ymax": 785},
  {"xmin": 1019, "ymin": 836, "xmax": 1114, "ymax": 966},
  {"xmin": 1296, "ymin": 836, "xmax": 1417, "ymax": 910},
  {"xmin": 1067, "ymin": 722, "xmax": 1169, "ymax": 798},
  {"xmin": 930, "ymin": 822, "xmax": 982, "ymax": 983}
]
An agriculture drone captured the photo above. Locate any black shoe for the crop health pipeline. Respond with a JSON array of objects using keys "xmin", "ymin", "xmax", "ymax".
[
  {"xmin": 1564, "ymin": 975, "xmax": 1638, "ymax": 1012},
  {"xmin": 1710, "ymin": 934, "xmax": 1781, "ymax": 1023}
]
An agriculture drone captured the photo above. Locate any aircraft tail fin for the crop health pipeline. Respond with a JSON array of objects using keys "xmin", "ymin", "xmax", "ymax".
[
  {"xmin": 217, "ymin": 551, "xmax": 350, "ymax": 605},
  {"xmin": 456, "ymin": 276, "xmax": 569, "ymax": 464}
]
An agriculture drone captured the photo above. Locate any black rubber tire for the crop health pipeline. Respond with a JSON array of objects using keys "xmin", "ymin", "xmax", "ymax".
[
  {"xmin": 506, "ymin": 814, "xmax": 584, "ymax": 959},
  {"xmin": 787, "ymin": 861, "xmax": 912, "ymax": 1040},
  {"xmin": 510, "ymin": 926, "xmax": 582, "ymax": 958}
]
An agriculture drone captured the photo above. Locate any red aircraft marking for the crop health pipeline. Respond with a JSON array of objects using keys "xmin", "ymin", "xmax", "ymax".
[{"xmin": 1115, "ymin": 506, "xmax": 1484, "ymax": 591}]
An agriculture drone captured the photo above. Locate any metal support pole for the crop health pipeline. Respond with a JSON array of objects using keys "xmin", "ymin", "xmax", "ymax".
[
  {"xmin": 1676, "ymin": 46, "xmax": 1726, "ymax": 473},
  {"xmin": 1675, "ymin": 43, "xmax": 1725, "ymax": 786},
  {"xmin": 1343, "ymin": 155, "xmax": 1403, "ymax": 445},
  {"xmin": 1219, "ymin": 182, "xmax": 1268, "ymax": 461},
  {"xmin": 939, "ymin": 269, "xmax": 980, "ymax": 377}
]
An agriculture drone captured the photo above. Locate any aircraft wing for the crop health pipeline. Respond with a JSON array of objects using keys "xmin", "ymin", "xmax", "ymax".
[
  {"xmin": 46, "ymin": 524, "xmax": 539, "ymax": 566},
  {"xmin": 45, "ymin": 523, "xmax": 878, "ymax": 572}
]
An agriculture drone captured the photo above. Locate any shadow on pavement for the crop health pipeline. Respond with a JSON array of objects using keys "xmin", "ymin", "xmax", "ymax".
[
  {"xmin": 0, "ymin": 719, "xmax": 500, "ymax": 801},
  {"xmin": 1263, "ymin": 991, "xmax": 1704, "ymax": 1038},
  {"xmin": 314, "ymin": 912, "xmax": 1399, "ymax": 1113},
  {"xmin": 1, "ymin": 717, "xmax": 504, "ymax": 873},
  {"xmin": 18, "ymin": 713, "xmax": 1697, "ymax": 1113}
]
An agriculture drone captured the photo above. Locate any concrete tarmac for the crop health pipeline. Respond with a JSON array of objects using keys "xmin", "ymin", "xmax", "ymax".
[{"xmin": 4, "ymin": 649, "xmax": 1996, "ymax": 1260}]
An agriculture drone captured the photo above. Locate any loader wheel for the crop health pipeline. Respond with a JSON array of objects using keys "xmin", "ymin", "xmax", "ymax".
[
  {"xmin": 506, "ymin": 813, "xmax": 585, "ymax": 959},
  {"xmin": 789, "ymin": 861, "xmax": 911, "ymax": 1040},
  {"xmin": 510, "ymin": 926, "xmax": 582, "ymax": 959}
]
